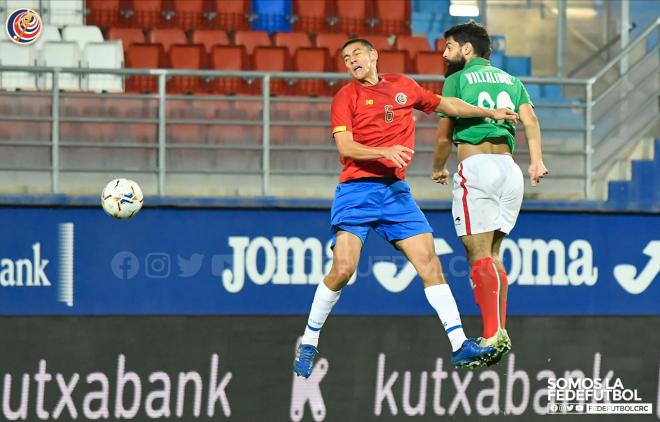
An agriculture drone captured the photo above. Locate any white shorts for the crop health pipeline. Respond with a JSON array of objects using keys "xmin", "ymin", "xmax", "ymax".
[{"xmin": 452, "ymin": 154, "xmax": 524, "ymax": 237}]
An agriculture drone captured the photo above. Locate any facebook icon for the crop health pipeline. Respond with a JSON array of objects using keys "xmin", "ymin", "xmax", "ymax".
[{"xmin": 111, "ymin": 251, "xmax": 139, "ymax": 280}]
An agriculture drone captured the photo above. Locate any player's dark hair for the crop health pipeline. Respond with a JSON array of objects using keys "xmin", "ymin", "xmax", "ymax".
[
  {"xmin": 341, "ymin": 38, "xmax": 375, "ymax": 52},
  {"xmin": 443, "ymin": 21, "xmax": 491, "ymax": 58}
]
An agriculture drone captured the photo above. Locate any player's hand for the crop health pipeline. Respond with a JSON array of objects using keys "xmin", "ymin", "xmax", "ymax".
[
  {"xmin": 431, "ymin": 168, "xmax": 450, "ymax": 184},
  {"xmin": 381, "ymin": 145, "xmax": 414, "ymax": 168},
  {"xmin": 528, "ymin": 161, "xmax": 549, "ymax": 186},
  {"xmin": 492, "ymin": 108, "xmax": 518, "ymax": 123}
]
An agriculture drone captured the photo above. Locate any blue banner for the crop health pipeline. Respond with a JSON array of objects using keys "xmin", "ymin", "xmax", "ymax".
[{"xmin": 0, "ymin": 206, "xmax": 658, "ymax": 315}]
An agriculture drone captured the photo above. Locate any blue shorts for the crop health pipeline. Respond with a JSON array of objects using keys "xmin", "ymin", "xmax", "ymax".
[{"xmin": 330, "ymin": 178, "xmax": 433, "ymax": 247}]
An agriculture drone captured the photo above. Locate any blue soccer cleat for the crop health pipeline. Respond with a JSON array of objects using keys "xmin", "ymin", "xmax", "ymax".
[
  {"xmin": 293, "ymin": 344, "xmax": 318, "ymax": 378},
  {"xmin": 452, "ymin": 338, "xmax": 497, "ymax": 368}
]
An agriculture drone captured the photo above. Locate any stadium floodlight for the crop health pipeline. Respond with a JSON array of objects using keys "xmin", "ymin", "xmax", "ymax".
[{"xmin": 449, "ymin": 0, "xmax": 479, "ymax": 17}]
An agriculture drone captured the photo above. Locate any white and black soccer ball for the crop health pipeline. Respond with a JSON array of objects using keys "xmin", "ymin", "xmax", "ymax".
[{"xmin": 101, "ymin": 178, "xmax": 144, "ymax": 219}]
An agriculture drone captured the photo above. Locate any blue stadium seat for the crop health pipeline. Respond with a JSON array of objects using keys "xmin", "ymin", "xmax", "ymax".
[
  {"xmin": 489, "ymin": 50, "xmax": 504, "ymax": 69},
  {"xmin": 524, "ymin": 84, "xmax": 541, "ymax": 101},
  {"xmin": 252, "ymin": 0, "xmax": 292, "ymax": 32},
  {"xmin": 504, "ymin": 56, "xmax": 531, "ymax": 76}
]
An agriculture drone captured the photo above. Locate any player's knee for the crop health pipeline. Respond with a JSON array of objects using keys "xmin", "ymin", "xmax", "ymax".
[{"xmin": 327, "ymin": 264, "xmax": 356, "ymax": 288}]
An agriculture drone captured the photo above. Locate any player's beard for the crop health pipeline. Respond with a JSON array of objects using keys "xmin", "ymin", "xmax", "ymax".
[{"xmin": 445, "ymin": 56, "xmax": 466, "ymax": 77}]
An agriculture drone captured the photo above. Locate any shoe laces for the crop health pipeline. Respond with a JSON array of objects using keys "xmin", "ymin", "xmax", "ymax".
[{"xmin": 297, "ymin": 345, "xmax": 316, "ymax": 363}]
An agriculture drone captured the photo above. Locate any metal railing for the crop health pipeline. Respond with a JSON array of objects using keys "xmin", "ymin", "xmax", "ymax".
[{"xmin": 0, "ymin": 17, "xmax": 657, "ymax": 200}]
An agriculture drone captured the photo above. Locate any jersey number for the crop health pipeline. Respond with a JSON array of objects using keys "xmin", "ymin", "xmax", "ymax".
[
  {"xmin": 384, "ymin": 105, "xmax": 394, "ymax": 123},
  {"xmin": 477, "ymin": 91, "xmax": 515, "ymax": 124}
]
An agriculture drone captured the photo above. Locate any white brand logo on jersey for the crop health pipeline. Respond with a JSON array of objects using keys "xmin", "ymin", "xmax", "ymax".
[{"xmin": 395, "ymin": 93, "xmax": 407, "ymax": 105}]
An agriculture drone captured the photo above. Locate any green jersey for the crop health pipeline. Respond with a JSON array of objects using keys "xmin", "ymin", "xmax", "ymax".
[{"xmin": 439, "ymin": 57, "xmax": 533, "ymax": 153}]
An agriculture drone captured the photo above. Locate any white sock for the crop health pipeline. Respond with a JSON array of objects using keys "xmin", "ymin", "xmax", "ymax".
[
  {"xmin": 301, "ymin": 281, "xmax": 341, "ymax": 347},
  {"xmin": 424, "ymin": 284, "xmax": 468, "ymax": 352}
]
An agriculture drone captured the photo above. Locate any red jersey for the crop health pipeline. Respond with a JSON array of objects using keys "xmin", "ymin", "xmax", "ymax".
[{"xmin": 331, "ymin": 73, "xmax": 441, "ymax": 182}]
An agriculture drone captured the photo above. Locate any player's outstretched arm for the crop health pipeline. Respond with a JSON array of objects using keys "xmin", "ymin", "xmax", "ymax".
[
  {"xmin": 431, "ymin": 118, "xmax": 454, "ymax": 184},
  {"xmin": 437, "ymin": 96, "xmax": 518, "ymax": 122},
  {"xmin": 334, "ymin": 131, "xmax": 414, "ymax": 168},
  {"xmin": 519, "ymin": 103, "xmax": 548, "ymax": 186}
]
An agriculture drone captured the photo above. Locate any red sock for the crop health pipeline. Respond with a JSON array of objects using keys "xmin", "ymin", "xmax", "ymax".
[
  {"xmin": 498, "ymin": 269, "xmax": 508, "ymax": 328},
  {"xmin": 470, "ymin": 257, "xmax": 501, "ymax": 339}
]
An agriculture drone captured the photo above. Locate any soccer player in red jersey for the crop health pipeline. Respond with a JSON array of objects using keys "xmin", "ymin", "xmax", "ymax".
[{"xmin": 293, "ymin": 38, "xmax": 518, "ymax": 378}]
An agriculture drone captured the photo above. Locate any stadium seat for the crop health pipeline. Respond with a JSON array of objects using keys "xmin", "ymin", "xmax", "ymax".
[
  {"xmin": 62, "ymin": 25, "xmax": 104, "ymax": 51},
  {"xmin": 37, "ymin": 42, "xmax": 81, "ymax": 90},
  {"xmin": 171, "ymin": 0, "xmax": 204, "ymax": 30},
  {"xmin": 415, "ymin": 51, "xmax": 446, "ymax": 93},
  {"xmin": 82, "ymin": 41, "xmax": 124, "ymax": 92},
  {"xmin": 84, "ymin": 0, "xmax": 121, "ymax": 29},
  {"xmin": 273, "ymin": 32, "xmax": 312, "ymax": 57},
  {"xmin": 209, "ymin": 0, "xmax": 251, "ymax": 31},
  {"xmin": 396, "ymin": 35, "xmax": 431, "ymax": 59},
  {"xmin": 315, "ymin": 32, "xmax": 349, "ymax": 53},
  {"xmin": 373, "ymin": 0, "xmax": 410, "ymax": 35},
  {"xmin": 107, "ymin": 27, "xmax": 146, "ymax": 51},
  {"xmin": 505, "ymin": 56, "xmax": 532, "ymax": 76},
  {"xmin": 208, "ymin": 45, "xmax": 249, "ymax": 95},
  {"xmin": 234, "ymin": 30, "xmax": 271, "ymax": 56},
  {"xmin": 126, "ymin": 0, "xmax": 166, "ymax": 29},
  {"xmin": 357, "ymin": 34, "xmax": 390, "ymax": 51},
  {"xmin": 32, "ymin": 26, "xmax": 62, "ymax": 51},
  {"xmin": 435, "ymin": 38, "xmax": 447, "ymax": 54},
  {"xmin": 377, "ymin": 50, "xmax": 407, "ymax": 73},
  {"xmin": 253, "ymin": 46, "xmax": 290, "ymax": 96},
  {"xmin": 125, "ymin": 43, "xmax": 166, "ymax": 93},
  {"xmin": 46, "ymin": 0, "xmax": 84, "ymax": 27},
  {"xmin": 0, "ymin": 41, "xmax": 37, "ymax": 90},
  {"xmin": 167, "ymin": 44, "xmax": 207, "ymax": 94},
  {"xmin": 252, "ymin": 0, "xmax": 291, "ymax": 32},
  {"xmin": 191, "ymin": 29, "xmax": 230, "ymax": 53},
  {"xmin": 335, "ymin": 0, "xmax": 369, "ymax": 34},
  {"xmin": 292, "ymin": 47, "xmax": 332, "ymax": 96},
  {"xmin": 292, "ymin": 0, "xmax": 331, "ymax": 33},
  {"xmin": 148, "ymin": 28, "xmax": 186, "ymax": 53}
]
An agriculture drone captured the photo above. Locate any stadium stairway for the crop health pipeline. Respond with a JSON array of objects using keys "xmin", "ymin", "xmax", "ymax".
[{"xmin": 607, "ymin": 138, "xmax": 660, "ymax": 211}]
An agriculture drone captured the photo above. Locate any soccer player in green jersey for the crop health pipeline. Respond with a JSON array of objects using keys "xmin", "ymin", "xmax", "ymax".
[{"xmin": 431, "ymin": 21, "xmax": 549, "ymax": 366}]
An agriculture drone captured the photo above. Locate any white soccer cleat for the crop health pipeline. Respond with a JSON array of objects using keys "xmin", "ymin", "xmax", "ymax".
[{"xmin": 479, "ymin": 328, "xmax": 512, "ymax": 366}]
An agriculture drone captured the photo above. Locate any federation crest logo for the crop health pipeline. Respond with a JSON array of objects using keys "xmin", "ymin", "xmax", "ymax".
[
  {"xmin": 5, "ymin": 8, "xmax": 43, "ymax": 45},
  {"xmin": 395, "ymin": 92, "xmax": 407, "ymax": 105}
]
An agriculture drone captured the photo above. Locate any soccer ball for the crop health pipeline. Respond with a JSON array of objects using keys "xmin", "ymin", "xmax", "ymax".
[{"xmin": 101, "ymin": 178, "xmax": 144, "ymax": 219}]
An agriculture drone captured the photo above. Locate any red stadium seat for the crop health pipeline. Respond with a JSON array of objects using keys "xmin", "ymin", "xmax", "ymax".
[
  {"xmin": 107, "ymin": 27, "xmax": 146, "ymax": 51},
  {"xmin": 373, "ymin": 0, "xmax": 410, "ymax": 35},
  {"xmin": 209, "ymin": 0, "xmax": 251, "ymax": 31},
  {"xmin": 234, "ymin": 30, "xmax": 271, "ymax": 56},
  {"xmin": 292, "ymin": 0, "xmax": 331, "ymax": 33},
  {"xmin": 335, "ymin": 0, "xmax": 369, "ymax": 35},
  {"xmin": 125, "ymin": 43, "xmax": 166, "ymax": 93},
  {"xmin": 127, "ymin": 0, "xmax": 166, "ymax": 29},
  {"xmin": 377, "ymin": 50, "xmax": 407, "ymax": 73},
  {"xmin": 292, "ymin": 47, "xmax": 332, "ymax": 96},
  {"xmin": 315, "ymin": 32, "xmax": 349, "ymax": 53},
  {"xmin": 435, "ymin": 38, "xmax": 447, "ymax": 54},
  {"xmin": 167, "ymin": 44, "xmax": 207, "ymax": 94},
  {"xmin": 273, "ymin": 32, "xmax": 312, "ymax": 57},
  {"xmin": 252, "ymin": 46, "xmax": 290, "ymax": 96},
  {"xmin": 415, "ymin": 51, "xmax": 446, "ymax": 93},
  {"xmin": 149, "ymin": 28, "xmax": 187, "ymax": 53},
  {"xmin": 356, "ymin": 34, "xmax": 390, "ymax": 51},
  {"xmin": 208, "ymin": 45, "xmax": 249, "ymax": 95},
  {"xmin": 171, "ymin": 0, "xmax": 205, "ymax": 30},
  {"xmin": 396, "ymin": 35, "xmax": 431, "ymax": 59},
  {"xmin": 85, "ymin": 0, "xmax": 121, "ymax": 29},
  {"xmin": 191, "ymin": 29, "xmax": 230, "ymax": 53},
  {"xmin": 396, "ymin": 35, "xmax": 431, "ymax": 70}
]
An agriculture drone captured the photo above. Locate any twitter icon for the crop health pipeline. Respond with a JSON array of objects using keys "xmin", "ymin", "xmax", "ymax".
[{"xmin": 177, "ymin": 254, "xmax": 204, "ymax": 278}]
